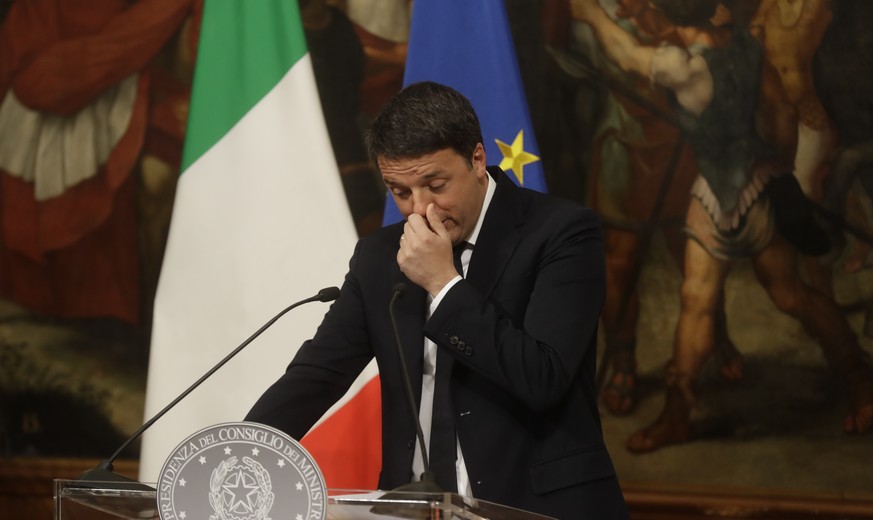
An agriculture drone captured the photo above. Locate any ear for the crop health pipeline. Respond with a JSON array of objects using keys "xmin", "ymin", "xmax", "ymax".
[{"xmin": 471, "ymin": 143, "xmax": 487, "ymax": 178}]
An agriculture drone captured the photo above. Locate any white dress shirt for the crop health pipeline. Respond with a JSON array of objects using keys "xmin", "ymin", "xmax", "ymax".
[{"xmin": 412, "ymin": 174, "xmax": 496, "ymax": 496}]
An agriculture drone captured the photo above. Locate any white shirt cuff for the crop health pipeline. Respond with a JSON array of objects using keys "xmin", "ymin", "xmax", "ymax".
[{"xmin": 429, "ymin": 275, "xmax": 462, "ymax": 314}]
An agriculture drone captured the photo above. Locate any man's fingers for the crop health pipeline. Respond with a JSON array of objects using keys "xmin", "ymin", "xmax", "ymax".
[
  {"xmin": 405, "ymin": 213, "xmax": 429, "ymax": 237},
  {"xmin": 426, "ymin": 203, "xmax": 450, "ymax": 240}
]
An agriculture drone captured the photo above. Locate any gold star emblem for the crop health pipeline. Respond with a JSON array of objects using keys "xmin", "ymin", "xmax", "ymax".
[{"xmin": 495, "ymin": 130, "xmax": 539, "ymax": 185}]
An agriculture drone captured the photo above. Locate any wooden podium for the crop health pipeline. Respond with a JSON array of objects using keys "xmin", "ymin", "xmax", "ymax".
[{"xmin": 54, "ymin": 479, "xmax": 556, "ymax": 520}]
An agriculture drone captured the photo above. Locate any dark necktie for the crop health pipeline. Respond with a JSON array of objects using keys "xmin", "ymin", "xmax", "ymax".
[
  {"xmin": 452, "ymin": 242, "xmax": 466, "ymax": 275},
  {"xmin": 428, "ymin": 243, "xmax": 466, "ymax": 491}
]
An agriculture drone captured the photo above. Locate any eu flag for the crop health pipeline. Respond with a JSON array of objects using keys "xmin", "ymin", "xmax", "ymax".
[{"xmin": 382, "ymin": 0, "xmax": 546, "ymax": 225}]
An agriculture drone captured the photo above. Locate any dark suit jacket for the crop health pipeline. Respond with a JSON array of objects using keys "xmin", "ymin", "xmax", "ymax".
[{"xmin": 246, "ymin": 167, "xmax": 628, "ymax": 520}]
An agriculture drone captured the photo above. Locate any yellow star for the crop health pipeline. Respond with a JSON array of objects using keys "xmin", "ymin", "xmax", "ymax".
[{"xmin": 495, "ymin": 130, "xmax": 540, "ymax": 185}]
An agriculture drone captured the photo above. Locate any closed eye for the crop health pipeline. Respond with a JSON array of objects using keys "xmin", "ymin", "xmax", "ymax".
[{"xmin": 390, "ymin": 187, "xmax": 410, "ymax": 198}]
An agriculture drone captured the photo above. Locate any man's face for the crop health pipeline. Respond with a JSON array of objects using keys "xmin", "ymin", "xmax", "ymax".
[{"xmin": 379, "ymin": 144, "xmax": 488, "ymax": 245}]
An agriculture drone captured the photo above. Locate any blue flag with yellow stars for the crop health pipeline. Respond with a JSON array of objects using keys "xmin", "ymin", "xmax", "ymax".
[{"xmin": 381, "ymin": 0, "xmax": 546, "ymax": 225}]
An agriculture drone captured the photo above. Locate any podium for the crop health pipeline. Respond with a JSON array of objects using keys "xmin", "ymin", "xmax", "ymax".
[{"xmin": 55, "ymin": 479, "xmax": 556, "ymax": 520}]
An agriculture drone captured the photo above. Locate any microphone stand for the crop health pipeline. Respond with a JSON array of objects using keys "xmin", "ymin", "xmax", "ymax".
[
  {"xmin": 371, "ymin": 284, "xmax": 443, "ymax": 518},
  {"xmin": 75, "ymin": 287, "xmax": 341, "ymax": 488}
]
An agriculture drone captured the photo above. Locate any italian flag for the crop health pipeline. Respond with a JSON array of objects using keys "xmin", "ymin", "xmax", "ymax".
[{"xmin": 139, "ymin": 1, "xmax": 382, "ymax": 490}]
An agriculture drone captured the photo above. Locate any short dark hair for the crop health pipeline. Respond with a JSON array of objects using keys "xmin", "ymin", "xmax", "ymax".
[
  {"xmin": 366, "ymin": 81, "xmax": 483, "ymax": 167},
  {"xmin": 650, "ymin": 0, "xmax": 720, "ymax": 26}
]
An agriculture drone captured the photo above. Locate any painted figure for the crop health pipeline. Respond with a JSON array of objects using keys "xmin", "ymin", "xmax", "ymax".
[
  {"xmin": 568, "ymin": 0, "xmax": 742, "ymax": 415},
  {"xmin": 571, "ymin": 0, "xmax": 873, "ymax": 452}
]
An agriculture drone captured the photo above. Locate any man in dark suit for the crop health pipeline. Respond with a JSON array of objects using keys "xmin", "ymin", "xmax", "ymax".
[{"xmin": 246, "ymin": 81, "xmax": 628, "ymax": 519}]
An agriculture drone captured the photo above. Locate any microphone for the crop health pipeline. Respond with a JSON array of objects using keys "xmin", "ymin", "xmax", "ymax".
[
  {"xmin": 75, "ymin": 286, "xmax": 341, "ymax": 487},
  {"xmin": 382, "ymin": 283, "xmax": 442, "ymax": 494}
]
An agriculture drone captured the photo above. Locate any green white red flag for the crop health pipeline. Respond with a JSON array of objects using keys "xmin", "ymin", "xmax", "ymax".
[{"xmin": 139, "ymin": 0, "xmax": 381, "ymax": 489}]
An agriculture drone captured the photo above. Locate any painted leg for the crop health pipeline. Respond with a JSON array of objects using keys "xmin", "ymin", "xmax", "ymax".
[
  {"xmin": 602, "ymin": 337, "xmax": 637, "ymax": 415},
  {"xmin": 626, "ymin": 360, "xmax": 694, "ymax": 453},
  {"xmin": 601, "ymin": 227, "xmax": 643, "ymax": 415},
  {"xmin": 665, "ymin": 225, "xmax": 743, "ymax": 381},
  {"xmin": 753, "ymin": 236, "xmax": 873, "ymax": 434},
  {"xmin": 713, "ymin": 307, "xmax": 743, "ymax": 381},
  {"xmin": 627, "ymin": 239, "xmax": 730, "ymax": 452}
]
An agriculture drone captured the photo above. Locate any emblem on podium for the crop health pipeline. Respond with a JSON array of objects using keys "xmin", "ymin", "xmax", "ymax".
[{"xmin": 157, "ymin": 422, "xmax": 326, "ymax": 520}]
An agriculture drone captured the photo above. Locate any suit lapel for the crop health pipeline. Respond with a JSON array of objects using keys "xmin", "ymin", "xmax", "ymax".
[
  {"xmin": 390, "ymin": 263, "xmax": 428, "ymax": 400},
  {"xmin": 466, "ymin": 168, "xmax": 527, "ymax": 297}
]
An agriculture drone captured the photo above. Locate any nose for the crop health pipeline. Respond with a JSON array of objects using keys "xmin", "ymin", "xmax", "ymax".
[{"xmin": 410, "ymin": 190, "xmax": 432, "ymax": 217}]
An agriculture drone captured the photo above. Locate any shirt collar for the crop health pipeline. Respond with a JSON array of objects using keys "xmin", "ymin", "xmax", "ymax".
[{"xmin": 464, "ymin": 172, "xmax": 495, "ymax": 247}]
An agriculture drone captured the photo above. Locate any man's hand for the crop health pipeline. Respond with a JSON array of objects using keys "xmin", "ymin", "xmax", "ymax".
[{"xmin": 397, "ymin": 203, "xmax": 459, "ymax": 296}]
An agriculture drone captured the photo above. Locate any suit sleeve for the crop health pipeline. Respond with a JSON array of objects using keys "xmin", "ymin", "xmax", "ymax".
[
  {"xmin": 245, "ymin": 241, "xmax": 375, "ymax": 439},
  {"xmin": 424, "ymin": 205, "xmax": 605, "ymax": 411}
]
